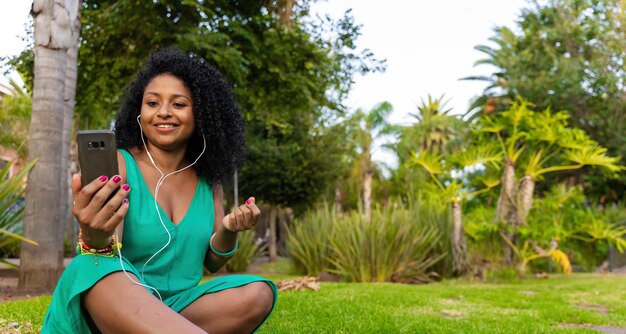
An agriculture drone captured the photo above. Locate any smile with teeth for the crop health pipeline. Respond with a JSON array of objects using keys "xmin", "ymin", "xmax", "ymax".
[{"xmin": 156, "ymin": 124, "xmax": 178, "ymax": 128}]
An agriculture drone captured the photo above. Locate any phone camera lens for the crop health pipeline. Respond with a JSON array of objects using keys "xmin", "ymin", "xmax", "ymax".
[{"xmin": 92, "ymin": 141, "xmax": 100, "ymax": 148}]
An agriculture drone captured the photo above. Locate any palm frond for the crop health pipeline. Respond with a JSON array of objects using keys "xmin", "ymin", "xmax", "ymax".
[
  {"xmin": 407, "ymin": 150, "xmax": 445, "ymax": 175},
  {"xmin": 564, "ymin": 145, "xmax": 624, "ymax": 173},
  {"xmin": 451, "ymin": 144, "xmax": 502, "ymax": 168},
  {"xmin": 548, "ymin": 249, "xmax": 572, "ymax": 275}
]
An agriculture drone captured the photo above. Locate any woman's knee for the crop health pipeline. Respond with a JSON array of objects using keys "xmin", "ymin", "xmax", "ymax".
[{"xmin": 239, "ymin": 282, "xmax": 274, "ymax": 322}]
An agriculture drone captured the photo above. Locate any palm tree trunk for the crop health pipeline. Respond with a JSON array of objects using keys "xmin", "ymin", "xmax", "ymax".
[
  {"xmin": 517, "ymin": 175, "xmax": 535, "ymax": 226},
  {"xmin": 451, "ymin": 200, "xmax": 470, "ymax": 275},
  {"xmin": 363, "ymin": 170, "xmax": 373, "ymax": 221},
  {"xmin": 495, "ymin": 159, "xmax": 516, "ymax": 224},
  {"xmin": 268, "ymin": 205, "xmax": 277, "ymax": 262},
  {"xmin": 495, "ymin": 159, "xmax": 517, "ymax": 264},
  {"xmin": 20, "ymin": 0, "xmax": 77, "ymax": 292},
  {"xmin": 62, "ymin": 8, "xmax": 81, "ymax": 253},
  {"xmin": 334, "ymin": 185, "xmax": 343, "ymax": 215}
]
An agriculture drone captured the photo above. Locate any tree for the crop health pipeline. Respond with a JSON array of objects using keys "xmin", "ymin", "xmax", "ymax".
[
  {"xmin": 474, "ymin": 98, "xmax": 623, "ymax": 263},
  {"xmin": 349, "ymin": 102, "xmax": 393, "ymax": 221},
  {"xmin": 10, "ymin": 1, "xmax": 385, "ymax": 263},
  {"xmin": 20, "ymin": 0, "xmax": 81, "ymax": 292},
  {"xmin": 387, "ymin": 95, "xmax": 465, "ymax": 199},
  {"xmin": 467, "ymin": 0, "xmax": 626, "ymax": 200},
  {"xmin": 410, "ymin": 95, "xmax": 463, "ymax": 154},
  {"xmin": 408, "ymin": 146, "xmax": 501, "ymax": 276}
]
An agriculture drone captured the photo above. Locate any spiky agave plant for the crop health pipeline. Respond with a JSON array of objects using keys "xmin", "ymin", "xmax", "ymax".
[{"xmin": 0, "ymin": 160, "xmax": 39, "ymax": 267}]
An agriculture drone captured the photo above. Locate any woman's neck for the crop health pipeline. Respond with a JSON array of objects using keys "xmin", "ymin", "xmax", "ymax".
[{"xmin": 134, "ymin": 144, "xmax": 189, "ymax": 174}]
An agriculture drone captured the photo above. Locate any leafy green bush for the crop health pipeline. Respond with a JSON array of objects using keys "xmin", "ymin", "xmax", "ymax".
[
  {"xmin": 287, "ymin": 195, "xmax": 448, "ymax": 282},
  {"xmin": 286, "ymin": 202, "xmax": 334, "ymax": 276},
  {"xmin": 527, "ymin": 185, "xmax": 626, "ymax": 271},
  {"xmin": 329, "ymin": 199, "xmax": 444, "ymax": 283},
  {"xmin": 226, "ymin": 230, "xmax": 264, "ymax": 273},
  {"xmin": 0, "ymin": 159, "xmax": 37, "ymax": 266},
  {"xmin": 465, "ymin": 184, "xmax": 626, "ymax": 274}
]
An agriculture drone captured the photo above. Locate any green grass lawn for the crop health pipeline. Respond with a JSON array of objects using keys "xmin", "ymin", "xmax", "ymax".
[{"xmin": 2, "ymin": 274, "xmax": 626, "ymax": 333}]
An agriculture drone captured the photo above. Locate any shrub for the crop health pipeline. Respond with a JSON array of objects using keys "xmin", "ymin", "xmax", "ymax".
[
  {"xmin": 286, "ymin": 202, "xmax": 334, "ymax": 276},
  {"xmin": 328, "ymin": 198, "xmax": 444, "ymax": 283},
  {"xmin": 0, "ymin": 160, "xmax": 37, "ymax": 266},
  {"xmin": 226, "ymin": 230, "xmax": 264, "ymax": 273},
  {"xmin": 287, "ymin": 196, "xmax": 448, "ymax": 283}
]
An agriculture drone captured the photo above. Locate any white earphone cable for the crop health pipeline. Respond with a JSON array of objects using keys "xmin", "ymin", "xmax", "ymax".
[{"xmin": 114, "ymin": 114, "xmax": 206, "ymax": 302}]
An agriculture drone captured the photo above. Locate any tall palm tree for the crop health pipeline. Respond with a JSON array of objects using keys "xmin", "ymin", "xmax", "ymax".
[
  {"xmin": 411, "ymin": 95, "xmax": 462, "ymax": 154},
  {"xmin": 352, "ymin": 102, "xmax": 393, "ymax": 221},
  {"xmin": 61, "ymin": 4, "xmax": 82, "ymax": 256},
  {"xmin": 393, "ymin": 95, "xmax": 465, "ymax": 162},
  {"xmin": 19, "ymin": 0, "xmax": 81, "ymax": 292},
  {"xmin": 408, "ymin": 146, "xmax": 500, "ymax": 276}
]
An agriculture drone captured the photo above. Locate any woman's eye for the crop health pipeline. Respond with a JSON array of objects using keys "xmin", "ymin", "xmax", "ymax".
[
  {"xmin": 146, "ymin": 101, "xmax": 159, "ymax": 107},
  {"xmin": 173, "ymin": 102, "xmax": 187, "ymax": 108}
]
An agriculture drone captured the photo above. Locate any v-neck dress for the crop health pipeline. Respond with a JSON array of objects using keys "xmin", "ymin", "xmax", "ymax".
[{"xmin": 41, "ymin": 149, "xmax": 277, "ymax": 333}]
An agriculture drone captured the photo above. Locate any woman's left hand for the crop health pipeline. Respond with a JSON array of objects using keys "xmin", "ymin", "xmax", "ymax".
[{"xmin": 223, "ymin": 197, "xmax": 261, "ymax": 232}]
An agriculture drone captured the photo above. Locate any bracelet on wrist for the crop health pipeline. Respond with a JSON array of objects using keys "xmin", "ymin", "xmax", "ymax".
[
  {"xmin": 209, "ymin": 233, "xmax": 238, "ymax": 258},
  {"xmin": 77, "ymin": 229, "xmax": 122, "ymax": 262}
]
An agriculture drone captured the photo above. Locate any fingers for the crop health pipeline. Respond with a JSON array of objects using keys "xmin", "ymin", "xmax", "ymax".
[
  {"xmin": 73, "ymin": 174, "xmax": 108, "ymax": 209},
  {"xmin": 73, "ymin": 175, "xmax": 131, "ymax": 242},
  {"xmin": 245, "ymin": 197, "xmax": 261, "ymax": 224},
  {"xmin": 223, "ymin": 197, "xmax": 261, "ymax": 232},
  {"xmin": 71, "ymin": 173, "xmax": 82, "ymax": 197},
  {"xmin": 91, "ymin": 175, "xmax": 124, "ymax": 210},
  {"xmin": 94, "ymin": 182, "xmax": 131, "ymax": 230},
  {"xmin": 224, "ymin": 210, "xmax": 237, "ymax": 232}
]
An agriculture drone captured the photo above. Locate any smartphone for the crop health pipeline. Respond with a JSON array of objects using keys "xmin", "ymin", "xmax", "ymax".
[{"xmin": 76, "ymin": 130, "xmax": 119, "ymax": 186}]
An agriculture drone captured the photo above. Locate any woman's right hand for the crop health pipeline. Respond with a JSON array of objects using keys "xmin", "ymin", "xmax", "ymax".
[{"xmin": 71, "ymin": 174, "xmax": 130, "ymax": 248}]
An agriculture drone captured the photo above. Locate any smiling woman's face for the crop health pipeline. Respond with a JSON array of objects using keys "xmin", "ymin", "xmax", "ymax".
[{"xmin": 140, "ymin": 73, "xmax": 195, "ymax": 152}]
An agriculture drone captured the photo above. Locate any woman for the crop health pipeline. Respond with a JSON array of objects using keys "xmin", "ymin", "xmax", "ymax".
[{"xmin": 43, "ymin": 48, "xmax": 277, "ymax": 333}]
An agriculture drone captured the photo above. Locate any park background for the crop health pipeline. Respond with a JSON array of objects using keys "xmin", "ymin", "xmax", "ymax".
[{"xmin": 1, "ymin": 0, "xmax": 626, "ymax": 332}]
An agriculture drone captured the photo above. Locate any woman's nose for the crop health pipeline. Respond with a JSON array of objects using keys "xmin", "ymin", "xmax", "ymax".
[{"xmin": 157, "ymin": 104, "xmax": 171, "ymax": 117}]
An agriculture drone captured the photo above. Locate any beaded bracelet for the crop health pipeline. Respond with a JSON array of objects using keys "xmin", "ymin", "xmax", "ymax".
[
  {"xmin": 77, "ymin": 230, "xmax": 122, "ymax": 265},
  {"xmin": 209, "ymin": 233, "xmax": 238, "ymax": 258}
]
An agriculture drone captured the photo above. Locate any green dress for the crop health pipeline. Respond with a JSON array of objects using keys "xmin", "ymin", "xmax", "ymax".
[{"xmin": 42, "ymin": 149, "xmax": 277, "ymax": 333}]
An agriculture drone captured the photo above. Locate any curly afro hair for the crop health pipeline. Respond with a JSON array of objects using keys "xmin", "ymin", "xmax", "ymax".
[{"xmin": 114, "ymin": 47, "xmax": 246, "ymax": 185}]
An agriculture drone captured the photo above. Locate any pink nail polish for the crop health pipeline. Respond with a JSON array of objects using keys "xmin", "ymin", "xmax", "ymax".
[
  {"xmin": 99, "ymin": 175, "xmax": 108, "ymax": 182},
  {"xmin": 123, "ymin": 198, "xmax": 129, "ymax": 204},
  {"xmin": 246, "ymin": 199, "xmax": 251, "ymax": 205},
  {"xmin": 112, "ymin": 175, "xmax": 121, "ymax": 183},
  {"xmin": 122, "ymin": 184, "xmax": 130, "ymax": 191}
]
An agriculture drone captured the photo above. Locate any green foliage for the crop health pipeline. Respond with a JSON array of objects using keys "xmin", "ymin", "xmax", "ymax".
[
  {"xmin": 388, "ymin": 95, "xmax": 466, "ymax": 198},
  {"xmin": 9, "ymin": 1, "xmax": 385, "ymax": 210},
  {"xmin": 467, "ymin": 183, "xmax": 626, "ymax": 273},
  {"xmin": 328, "ymin": 204, "xmax": 442, "ymax": 283},
  {"xmin": 0, "ymin": 160, "xmax": 38, "ymax": 267},
  {"xmin": 0, "ymin": 79, "xmax": 31, "ymax": 159},
  {"xmin": 527, "ymin": 185, "xmax": 626, "ymax": 271},
  {"xmin": 286, "ymin": 202, "xmax": 335, "ymax": 276},
  {"xmin": 468, "ymin": 0, "xmax": 626, "ymax": 199},
  {"xmin": 226, "ymin": 230, "xmax": 263, "ymax": 273},
  {"xmin": 287, "ymin": 194, "xmax": 451, "ymax": 282}
]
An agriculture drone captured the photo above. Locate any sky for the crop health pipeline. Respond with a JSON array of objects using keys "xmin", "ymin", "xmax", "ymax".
[
  {"xmin": 311, "ymin": 0, "xmax": 528, "ymax": 123},
  {"xmin": 0, "ymin": 0, "xmax": 529, "ymax": 161}
]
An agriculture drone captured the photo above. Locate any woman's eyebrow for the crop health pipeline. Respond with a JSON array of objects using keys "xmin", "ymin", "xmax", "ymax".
[{"xmin": 143, "ymin": 92, "xmax": 191, "ymax": 100}]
